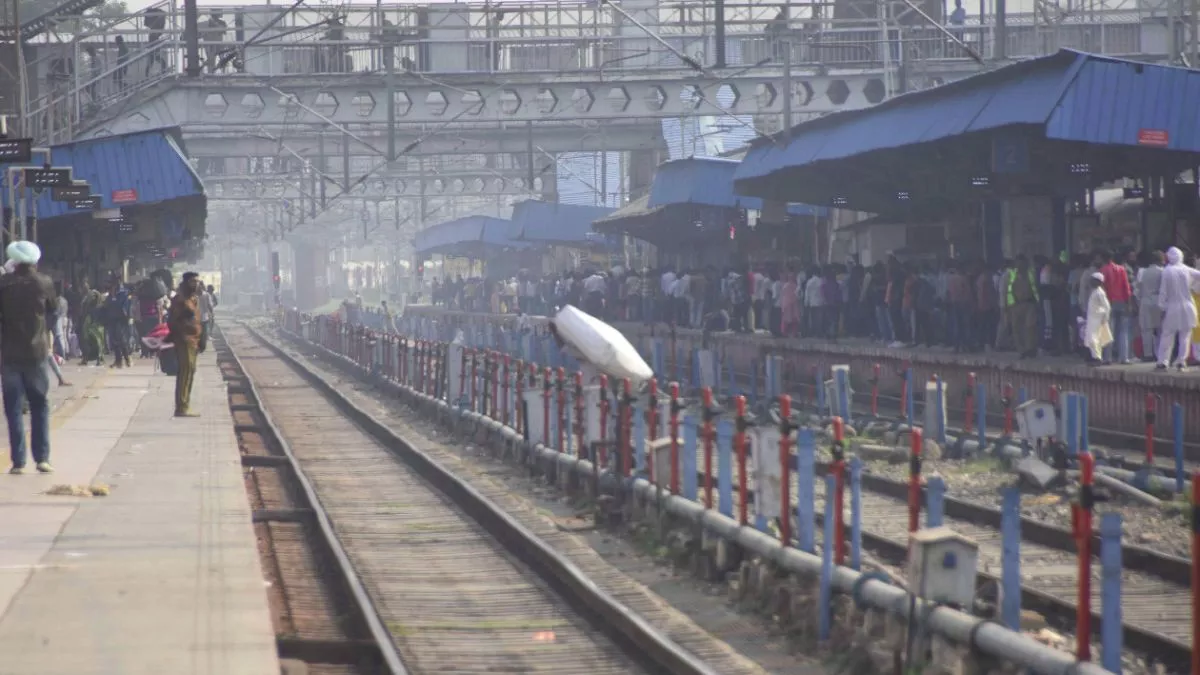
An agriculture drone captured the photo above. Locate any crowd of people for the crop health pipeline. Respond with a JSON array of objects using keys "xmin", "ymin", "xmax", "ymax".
[
  {"xmin": 426, "ymin": 248, "xmax": 1200, "ymax": 370},
  {"xmin": 0, "ymin": 244, "xmax": 217, "ymax": 475}
]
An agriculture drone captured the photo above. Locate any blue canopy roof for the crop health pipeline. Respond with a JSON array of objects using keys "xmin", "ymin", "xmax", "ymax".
[
  {"xmin": 413, "ymin": 215, "xmax": 527, "ymax": 256},
  {"xmin": 509, "ymin": 199, "xmax": 615, "ymax": 245},
  {"xmin": 735, "ymin": 49, "xmax": 1200, "ymax": 191},
  {"xmin": 650, "ymin": 157, "xmax": 826, "ymax": 217},
  {"xmin": 2, "ymin": 127, "xmax": 205, "ymax": 220}
]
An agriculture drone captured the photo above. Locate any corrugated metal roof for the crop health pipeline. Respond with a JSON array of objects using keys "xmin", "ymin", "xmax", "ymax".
[
  {"xmin": 592, "ymin": 195, "xmax": 660, "ymax": 228},
  {"xmin": 4, "ymin": 127, "xmax": 205, "ymax": 220},
  {"xmin": 510, "ymin": 199, "xmax": 615, "ymax": 245},
  {"xmin": 736, "ymin": 50, "xmax": 1200, "ymax": 191},
  {"xmin": 650, "ymin": 157, "xmax": 826, "ymax": 216},
  {"xmin": 413, "ymin": 215, "xmax": 526, "ymax": 256}
]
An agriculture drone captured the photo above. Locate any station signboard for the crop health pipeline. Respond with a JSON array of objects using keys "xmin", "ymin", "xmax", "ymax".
[{"xmin": 0, "ymin": 138, "xmax": 32, "ymax": 163}]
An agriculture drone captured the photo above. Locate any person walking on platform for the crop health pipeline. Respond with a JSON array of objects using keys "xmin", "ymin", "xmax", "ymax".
[
  {"xmin": 198, "ymin": 281, "xmax": 216, "ymax": 353},
  {"xmin": 1156, "ymin": 247, "xmax": 1200, "ymax": 371},
  {"xmin": 0, "ymin": 241, "xmax": 58, "ymax": 474},
  {"xmin": 168, "ymin": 273, "xmax": 203, "ymax": 417},
  {"xmin": 1004, "ymin": 255, "xmax": 1040, "ymax": 358},
  {"xmin": 104, "ymin": 276, "xmax": 133, "ymax": 369}
]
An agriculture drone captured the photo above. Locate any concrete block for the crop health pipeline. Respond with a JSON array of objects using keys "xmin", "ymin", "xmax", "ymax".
[{"xmin": 1016, "ymin": 457, "xmax": 1064, "ymax": 491}]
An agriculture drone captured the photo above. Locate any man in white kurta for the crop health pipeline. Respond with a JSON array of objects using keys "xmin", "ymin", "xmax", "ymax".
[
  {"xmin": 1084, "ymin": 272, "xmax": 1113, "ymax": 362},
  {"xmin": 1156, "ymin": 247, "xmax": 1200, "ymax": 371}
]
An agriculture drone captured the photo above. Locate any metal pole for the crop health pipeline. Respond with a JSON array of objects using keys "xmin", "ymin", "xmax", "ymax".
[
  {"xmin": 714, "ymin": 0, "xmax": 726, "ymax": 68},
  {"xmin": 995, "ymin": 0, "xmax": 1008, "ymax": 60},
  {"xmin": 183, "ymin": 0, "xmax": 201, "ymax": 76},
  {"xmin": 318, "ymin": 134, "xmax": 327, "ymax": 209},
  {"xmin": 385, "ymin": 52, "xmax": 396, "ymax": 165},
  {"xmin": 342, "ymin": 134, "xmax": 351, "ymax": 193}
]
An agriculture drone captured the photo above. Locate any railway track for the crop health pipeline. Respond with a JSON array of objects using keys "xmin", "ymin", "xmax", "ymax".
[
  {"xmin": 220, "ymin": 321, "xmax": 727, "ymax": 675},
  {"xmin": 273, "ymin": 316, "xmax": 1195, "ymax": 674}
]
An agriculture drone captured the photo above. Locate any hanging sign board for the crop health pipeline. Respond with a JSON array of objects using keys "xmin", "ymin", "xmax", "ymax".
[
  {"xmin": 1137, "ymin": 129, "xmax": 1169, "ymax": 147},
  {"xmin": 0, "ymin": 138, "xmax": 33, "ymax": 163},
  {"xmin": 52, "ymin": 184, "xmax": 91, "ymax": 201},
  {"xmin": 112, "ymin": 188, "xmax": 139, "ymax": 204}
]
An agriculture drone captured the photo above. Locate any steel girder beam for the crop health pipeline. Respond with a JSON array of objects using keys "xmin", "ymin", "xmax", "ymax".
[
  {"xmin": 81, "ymin": 66, "xmax": 890, "ymax": 134},
  {"xmin": 203, "ymin": 167, "xmax": 548, "ymax": 198},
  {"xmin": 176, "ymin": 121, "xmax": 667, "ymax": 157}
]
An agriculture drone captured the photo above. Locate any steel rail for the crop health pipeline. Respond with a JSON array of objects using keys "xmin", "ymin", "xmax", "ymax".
[
  {"xmin": 217, "ymin": 323, "xmax": 411, "ymax": 675},
  {"xmin": 231, "ymin": 320, "xmax": 724, "ymax": 675}
]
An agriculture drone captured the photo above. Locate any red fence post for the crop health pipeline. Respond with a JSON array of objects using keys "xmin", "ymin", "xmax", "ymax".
[
  {"xmin": 734, "ymin": 395, "xmax": 748, "ymax": 526},
  {"xmin": 779, "ymin": 394, "xmax": 793, "ymax": 546},
  {"xmin": 556, "ymin": 368, "xmax": 567, "ymax": 452},
  {"xmin": 514, "ymin": 360, "xmax": 524, "ymax": 433},
  {"xmin": 1076, "ymin": 451, "xmax": 1095, "ymax": 662},
  {"xmin": 598, "ymin": 376, "xmax": 610, "ymax": 469},
  {"xmin": 502, "ymin": 355, "xmax": 511, "ymax": 426},
  {"xmin": 622, "ymin": 379, "xmax": 633, "ymax": 478},
  {"xmin": 702, "ymin": 387, "xmax": 715, "ymax": 509},
  {"xmin": 574, "ymin": 372, "xmax": 585, "ymax": 458},
  {"xmin": 490, "ymin": 352, "xmax": 499, "ymax": 420},
  {"xmin": 669, "ymin": 382, "xmax": 681, "ymax": 495},
  {"xmin": 908, "ymin": 426, "xmax": 923, "ymax": 537},
  {"xmin": 832, "ymin": 416, "xmax": 846, "ymax": 565},
  {"xmin": 542, "ymin": 367, "xmax": 552, "ymax": 447},
  {"xmin": 899, "ymin": 362, "xmax": 910, "ymax": 421}
]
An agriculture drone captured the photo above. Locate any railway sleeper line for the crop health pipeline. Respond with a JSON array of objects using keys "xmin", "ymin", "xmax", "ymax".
[{"xmin": 221, "ymin": 322, "xmax": 734, "ymax": 675}]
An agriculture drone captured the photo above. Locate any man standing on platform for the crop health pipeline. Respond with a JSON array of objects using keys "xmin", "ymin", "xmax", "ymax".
[
  {"xmin": 0, "ymin": 241, "xmax": 58, "ymax": 473},
  {"xmin": 168, "ymin": 273, "xmax": 203, "ymax": 417}
]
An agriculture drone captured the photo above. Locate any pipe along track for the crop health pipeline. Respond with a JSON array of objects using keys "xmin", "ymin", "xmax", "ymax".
[
  {"xmin": 269, "ymin": 319, "xmax": 1192, "ymax": 674},
  {"xmin": 221, "ymin": 321, "xmax": 721, "ymax": 675}
]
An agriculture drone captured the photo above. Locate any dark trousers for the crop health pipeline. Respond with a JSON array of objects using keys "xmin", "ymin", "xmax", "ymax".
[
  {"xmin": 108, "ymin": 322, "xmax": 130, "ymax": 363},
  {"xmin": 2, "ymin": 362, "xmax": 50, "ymax": 467},
  {"xmin": 200, "ymin": 320, "xmax": 213, "ymax": 352}
]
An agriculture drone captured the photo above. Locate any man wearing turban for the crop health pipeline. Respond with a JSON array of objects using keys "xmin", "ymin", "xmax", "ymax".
[{"xmin": 0, "ymin": 241, "xmax": 58, "ymax": 473}]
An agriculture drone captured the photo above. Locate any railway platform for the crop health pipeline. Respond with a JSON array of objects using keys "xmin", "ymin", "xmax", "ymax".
[{"xmin": 0, "ymin": 354, "xmax": 279, "ymax": 675}]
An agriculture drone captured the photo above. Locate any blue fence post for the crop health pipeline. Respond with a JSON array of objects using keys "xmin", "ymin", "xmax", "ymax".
[
  {"xmin": 1174, "ymin": 402, "xmax": 1185, "ymax": 493},
  {"xmin": 796, "ymin": 429, "xmax": 816, "ymax": 553},
  {"xmin": 905, "ymin": 367, "xmax": 915, "ymax": 428},
  {"xmin": 835, "ymin": 366, "xmax": 852, "ymax": 424},
  {"xmin": 934, "ymin": 376, "xmax": 947, "ymax": 446},
  {"xmin": 976, "ymin": 382, "xmax": 987, "ymax": 448},
  {"xmin": 1064, "ymin": 392, "xmax": 1079, "ymax": 457},
  {"xmin": 765, "ymin": 355, "xmax": 781, "ymax": 400},
  {"xmin": 1000, "ymin": 487, "xmax": 1022, "ymax": 631},
  {"xmin": 850, "ymin": 456, "xmax": 863, "ymax": 570},
  {"xmin": 926, "ymin": 476, "xmax": 946, "ymax": 527},
  {"xmin": 635, "ymin": 406, "xmax": 647, "ymax": 477},
  {"xmin": 683, "ymin": 415, "xmax": 698, "ymax": 501},
  {"xmin": 651, "ymin": 338, "xmax": 665, "ymax": 377},
  {"xmin": 1101, "ymin": 512, "xmax": 1123, "ymax": 674},
  {"xmin": 717, "ymin": 419, "xmax": 734, "ymax": 517},
  {"xmin": 1018, "ymin": 386, "xmax": 1028, "ymax": 406},
  {"xmin": 1080, "ymin": 393, "xmax": 1090, "ymax": 452},
  {"xmin": 750, "ymin": 361, "xmax": 759, "ymax": 405},
  {"xmin": 819, "ymin": 474, "xmax": 835, "ymax": 643}
]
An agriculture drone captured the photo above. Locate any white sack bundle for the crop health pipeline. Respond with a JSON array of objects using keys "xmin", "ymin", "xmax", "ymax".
[{"xmin": 552, "ymin": 304, "xmax": 653, "ymax": 384}]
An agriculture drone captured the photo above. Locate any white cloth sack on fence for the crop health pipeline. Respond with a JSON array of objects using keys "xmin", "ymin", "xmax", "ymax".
[{"xmin": 553, "ymin": 304, "xmax": 653, "ymax": 385}]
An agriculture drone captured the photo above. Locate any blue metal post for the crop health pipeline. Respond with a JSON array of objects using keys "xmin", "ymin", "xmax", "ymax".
[
  {"xmin": 796, "ymin": 429, "xmax": 816, "ymax": 553},
  {"xmin": 1064, "ymin": 392, "xmax": 1079, "ymax": 457},
  {"xmin": 934, "ymin": 376, "xmax": 947, "ymax": 446},
  {"xmin": 691, "ymin": 349, "xmax": 701, "ymax": 390},
  {"xmin": 905, "ymin": 367, "xmax": 915, "ymax": 428},
  {"xmin": 819, "ymin": 474, "xmax": 835, "ymax": 643},
  {"xmin": 850, "ymin": 456, "xmax": 863, "ymax": 570},
  {"xmin": 926, "ymin": 476, "xmax": 946, "ymax": 527},
  {"xmin": 976, "ymin": 382, "xmax": 987, "ymax": 448},
  {"xmin": 1000, "ymin": 487, "xmax": 1022, "ymax": 630},
  {"xmin": 1018, "ymin": 386, "xmax": 1028, "ymax": 405},
  {"xmin": 683, "ymin": 416, "xmax": 698, "ymax": 500},
  {"xmin": 1174, "ymin": 402, "xmax": 1185, "ymax": 493},
  {"xmin": 1080, "ymin": 393, "xmax": 1090, "ymax": 452},
  {"xmin": 651, "ymin": 338, "xmax": 665, "ymax": 377},
  {"xmin": 750, "ymin": 361, "xmax": 759, "ymax": 405},
  {"xmin": 836, "ymin": 367, "xmax": 852, "ymax": 424},
  {"xmin": 1100, "ymin": 512, "xmax": 1123, "ymax": 673},
  {"xmin": 717, "ymin": 419, "xmax": 734, "ymax": 517}
]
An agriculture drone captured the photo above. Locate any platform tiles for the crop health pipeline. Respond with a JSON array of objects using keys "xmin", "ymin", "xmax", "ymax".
[{"xmin": 0, "ymin": 354, "xmax": 279, "ymax": 675}]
